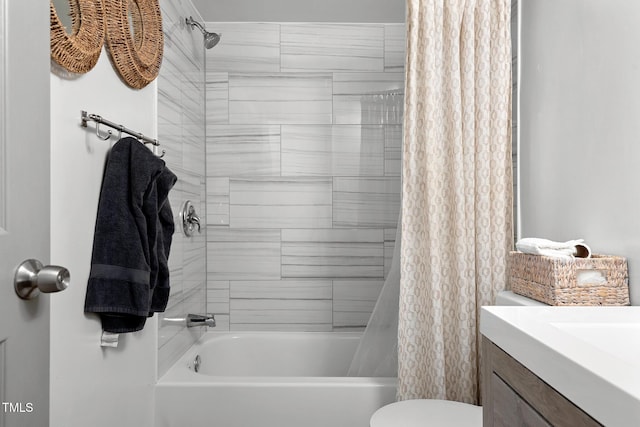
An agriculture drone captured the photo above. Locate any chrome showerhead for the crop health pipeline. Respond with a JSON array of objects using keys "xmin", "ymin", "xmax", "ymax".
[
  {"xmin": 185, "ymin": 16, "xmax": 221, "ymax": 49},
  {"xmin": 203, "ymin": 31, "xmax": 221, "ymax": 49}
]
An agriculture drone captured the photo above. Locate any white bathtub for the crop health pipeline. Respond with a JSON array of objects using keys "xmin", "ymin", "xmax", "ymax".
[{"xmin": 155, "ymin": 332, "xmax": 397, "ymax": 427}]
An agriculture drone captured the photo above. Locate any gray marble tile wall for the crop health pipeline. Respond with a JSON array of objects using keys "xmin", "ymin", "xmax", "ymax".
[
  {"xmin": 205, "ymin": 22, "xmax": 405, "ymax": 332},
  {"xmin": 157, "ymin": 0, "xmax": 207, "ymax": 376}
]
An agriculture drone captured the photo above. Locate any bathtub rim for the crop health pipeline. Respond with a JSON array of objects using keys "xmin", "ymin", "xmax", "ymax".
[{"xmin": 157, "ymin": 330, "xmax": 398, "ymax": 386}]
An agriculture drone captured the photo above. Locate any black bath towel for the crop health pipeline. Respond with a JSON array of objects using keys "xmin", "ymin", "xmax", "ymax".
[{"xmin": 84, "ymin": 137, "xmax": 177, "ymax": 333}]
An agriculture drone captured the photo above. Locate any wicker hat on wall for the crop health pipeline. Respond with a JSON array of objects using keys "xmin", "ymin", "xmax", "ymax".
[
  {"xmin": 104, "ymin": 0, "xmax": 164, "ymax": 89},
  {"xmin": 50, "ymin": 0, "xmax": 105, "ymax": 74}
]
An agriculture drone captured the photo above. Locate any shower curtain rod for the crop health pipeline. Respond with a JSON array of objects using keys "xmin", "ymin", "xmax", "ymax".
[{"xmin": 81, "ymin": 110, "xmax": 164, "ymax": 156}]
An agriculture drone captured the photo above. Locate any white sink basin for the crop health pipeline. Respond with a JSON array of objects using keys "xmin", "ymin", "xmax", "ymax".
[{"xmin": 481, "ymin": 306, "xmax": 640, "ymax": 427}]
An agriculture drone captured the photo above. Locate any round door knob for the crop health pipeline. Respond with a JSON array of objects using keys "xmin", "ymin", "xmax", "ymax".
[{"xmin": 14, "ymin": 259, "xmax": 70, "ymax": 300}]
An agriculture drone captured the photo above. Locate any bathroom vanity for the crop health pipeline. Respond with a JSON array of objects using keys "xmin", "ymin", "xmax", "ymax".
[
  {"xmin": 482, "ymin": 337, "xmax": 600, "ymax": 426},
  {"xmin": 481, "ymin": 306, "xmax": 640, "ymax": 427}
]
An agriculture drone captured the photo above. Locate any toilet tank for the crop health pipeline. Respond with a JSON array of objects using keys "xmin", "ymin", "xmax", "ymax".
[{"xmin": 495, "ymin": 291, "xmax": 547, "ymax": 306}]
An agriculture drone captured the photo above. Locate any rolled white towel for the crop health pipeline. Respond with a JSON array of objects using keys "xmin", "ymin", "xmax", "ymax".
[{"xmin": 516, "ymin": 238, "xmax": 591, "ymax": 259}]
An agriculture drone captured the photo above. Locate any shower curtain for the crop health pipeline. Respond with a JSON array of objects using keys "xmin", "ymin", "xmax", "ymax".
[
  {"xmin": 398, "ymin": 0, "xmax": 513, "ymax": 404},
  {"xmin": 347, "ymin": 220, "xmax": 400, "ymax": 377},
  {"xmin": 347, "ymin": 91, "xmax": 404, "ymax": 378}
]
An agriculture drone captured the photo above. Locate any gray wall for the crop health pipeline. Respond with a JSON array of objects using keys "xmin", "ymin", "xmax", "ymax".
[
  {"xmin": 192, "ymin": 0, "xmax": 405, "ymax": 23},
  {"xmin": 519, "ymin": 0, "xmax": 640, "ymax": 304}
]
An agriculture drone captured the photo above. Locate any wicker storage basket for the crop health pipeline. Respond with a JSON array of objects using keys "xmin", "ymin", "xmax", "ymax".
[{"xmin": 508, "ymin": 251, "xmax": 630, "ymax": 306}]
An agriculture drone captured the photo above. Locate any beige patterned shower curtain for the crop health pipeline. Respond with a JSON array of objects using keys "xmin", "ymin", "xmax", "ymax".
[{"xmin": 398, "ymin": 0, "xmax": 513, "ymax": 404}]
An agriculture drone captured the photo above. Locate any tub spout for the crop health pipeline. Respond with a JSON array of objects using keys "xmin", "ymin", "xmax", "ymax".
[{"xmin": 186, "ymin": 313, "xmax": 216, "ymax": 328}]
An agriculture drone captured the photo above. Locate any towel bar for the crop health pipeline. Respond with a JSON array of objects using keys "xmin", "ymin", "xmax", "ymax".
[{"xmin": 81, "ymin": 110, "xmax": 166, "ymax": 157}]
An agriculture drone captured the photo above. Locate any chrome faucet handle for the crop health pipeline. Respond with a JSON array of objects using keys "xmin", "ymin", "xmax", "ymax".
[
  {"xmin": 181, "ymin": 200, "xmax": 202, "ymax": 236},
  {"xmin": 188, "ymin": 207, "xmax": 201, "ymax": 233}
]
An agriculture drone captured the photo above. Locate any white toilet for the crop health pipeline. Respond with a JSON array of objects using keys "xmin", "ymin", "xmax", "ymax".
[
  {"xmin": 370, "ymin": 399, "xmax": 482, "ymax": 427},
  {"xmin": 370, "ymin": 291, "xmax": 542, "ymax": 426}
]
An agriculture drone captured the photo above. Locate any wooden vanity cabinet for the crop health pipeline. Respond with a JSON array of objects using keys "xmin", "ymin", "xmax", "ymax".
[{"xmin": 482, "ymin": 337, "xmax": 603, "ymax": 427}]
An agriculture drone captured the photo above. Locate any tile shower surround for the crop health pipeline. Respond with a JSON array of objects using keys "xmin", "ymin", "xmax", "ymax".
[
  {"xmin": 205, "ymin": 22, "xmax": 406, "ymax": 332},
  {"xmin": 157, "ymin": 0, "xmax": 207, "ymax": 376}
]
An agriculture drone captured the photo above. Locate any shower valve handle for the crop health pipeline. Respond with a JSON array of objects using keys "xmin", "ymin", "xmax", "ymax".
[
  {"xmin": 188, "ymin": 207, "xmax": 201, "ymax": 233},
  {"xmin": 181, "ymin": 200, "xmax": 202, "ymax": 237}
]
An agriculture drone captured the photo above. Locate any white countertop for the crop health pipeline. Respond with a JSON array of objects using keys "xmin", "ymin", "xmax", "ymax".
[{"xmin": 481, "ymin": 306, "xmax": 640, "ymax": 427}]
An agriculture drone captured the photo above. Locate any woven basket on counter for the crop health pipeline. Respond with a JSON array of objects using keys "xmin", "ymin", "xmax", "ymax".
[{"xmin": 508, "ymin": 251, "xmax": 630, "ymax": 306}]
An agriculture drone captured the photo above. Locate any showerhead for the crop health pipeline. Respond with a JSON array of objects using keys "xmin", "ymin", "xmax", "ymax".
[
  {"xmin": 185, "ymin": 16, "xmax": 221, "ymax": 49},
  {"xmin": 203, "ymin": 32, "xmax": 221, "ymax": 49}
]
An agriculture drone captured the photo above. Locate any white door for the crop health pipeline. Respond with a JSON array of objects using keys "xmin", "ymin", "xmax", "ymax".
[{"xmin": 0, "ymin": 1, "xmax": 53, "ymax": 426}]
